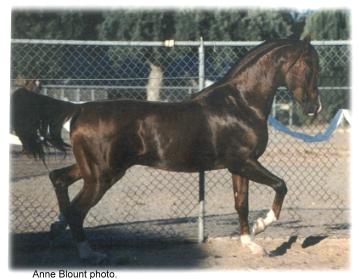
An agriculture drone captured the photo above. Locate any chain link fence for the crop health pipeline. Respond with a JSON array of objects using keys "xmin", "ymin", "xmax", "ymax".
[{"xmin": 10, "ymin": 39, "xmax": 350, "ymax": 242}]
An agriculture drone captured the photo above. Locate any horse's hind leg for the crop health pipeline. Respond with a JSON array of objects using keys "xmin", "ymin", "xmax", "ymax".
[
  {"xmin": 67, "ymin": 168, "xmax": 126, "ymax": 263},
  {"xmin": 68, "ymin": 174, "xmax": 124, "ymax": 263},
  {"xmin": 232, "ymin": 174, "xmax": 267, "ymax": 255},
  {"xmin": 49, "ymin": 164, "xmax": 82, "ymax": 238}
]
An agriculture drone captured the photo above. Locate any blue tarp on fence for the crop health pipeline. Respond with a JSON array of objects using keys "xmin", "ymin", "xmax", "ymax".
[{"xmin": 268, "ymin": 109, "xmax": 351, "ymax": 142}]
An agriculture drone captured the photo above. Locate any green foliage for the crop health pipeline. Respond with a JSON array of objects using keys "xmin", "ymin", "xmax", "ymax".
[
  {"xmin": 173, "ymin": 9, "xmax": 297, "ymax": 41},
  {"xmin": 97, "ymin": 11, "xmax": 178, "ymax": 68},
  {"xmin": 239, "ymin": 10, "xmax": 295, "ymax": 40},
  {"xmin": 97, "ymin": 10, "xmax": 175, "ymax": 41},
  {"xmin": 12, "ymin": 9, "xmax": 303, "ymax": 41},
  {"xmin": 12, "ymin": 10, "xmax": 103, "ymax": 40},
  {"xmin": 11, "ymin": 10, "xmax": 103, "ymax": 80},
  {"xmin": 301, "ymin": 10, "xmax": 350, "ymax": 40}
]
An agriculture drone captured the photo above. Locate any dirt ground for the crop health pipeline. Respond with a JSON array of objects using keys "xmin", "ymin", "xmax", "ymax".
[{"xmin": 10, "ymin": 236, "xmax": 349, "ymax": 270}]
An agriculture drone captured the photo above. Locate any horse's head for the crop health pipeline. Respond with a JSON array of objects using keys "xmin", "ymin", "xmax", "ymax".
[{"xmin": 284, "ymin": 36, "xmax": 321, "ymax": 116}]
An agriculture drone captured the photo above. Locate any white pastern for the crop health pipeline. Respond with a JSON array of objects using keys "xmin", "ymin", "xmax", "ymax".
[
  {"xmin": 264, "ymin": 209, "xmax": 277, "ymax": 225},
  {"xmin": 251, "ymin": 209, "xmax": 277, "ymax": 236},
  {"xmin": 240, "ymin": 234, "xmax": 267, "ymax": 256}
]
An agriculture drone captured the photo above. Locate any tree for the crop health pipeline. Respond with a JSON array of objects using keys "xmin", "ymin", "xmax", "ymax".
[
  {"xmin": 173, "ymin": 10, "xmax": 299, "ymax": 41},
  {"xmin": 238, "ymin": 10, "xmax": 295, "ymax": 40},
  {"xmin": 11, "ymin": 10, "xmax": 103, "ymax": 84},
  {"xmin": 12, "ymin": 10, "xmax": 103, "ymax": 40},
  {"xmin": 301, "ymin": 10, "xmax": 350, "ymax": 40},
  {"xmin": 97, "ymin": 10, "xmax": 176, "ymax": 101}
]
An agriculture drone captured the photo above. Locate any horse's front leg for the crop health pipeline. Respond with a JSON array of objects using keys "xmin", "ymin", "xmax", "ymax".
[
  {"xmin": 232, "ymin": 174, "xmax": 267, "ymax": 256},
  {"xmin": 230, "ymin": 159, "xmax": 287, "ymax": 241}
]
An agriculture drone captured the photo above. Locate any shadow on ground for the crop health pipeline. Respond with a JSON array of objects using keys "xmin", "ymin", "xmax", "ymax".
[
  {"xmin": 10, "ymin": 229, "xmax": 208, "ymax": 269},
  {"xmin": 269, "ymin": 235, "xmax": 329, "ymax": 257},
  {"xmin": 301, "ymin": 235, "xmax": 328, "ymax": 248},
  {"xmin": 269, "ymin": 235, "xmax": 298, "ymax": 257}
]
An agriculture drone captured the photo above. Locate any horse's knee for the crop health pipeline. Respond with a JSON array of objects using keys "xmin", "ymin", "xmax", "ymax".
[{"xmin": 274, "ymin": 179, "xmax": 287, "ymax": 196}]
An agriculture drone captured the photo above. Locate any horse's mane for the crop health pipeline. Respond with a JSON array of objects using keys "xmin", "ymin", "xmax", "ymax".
[
  {"xmin": 192, "ymin": 39, "xmax": 301, "ymax": 99},
  {"xmin": 222, "ymin": 39, "xmax": 298, "ymax": 80}
]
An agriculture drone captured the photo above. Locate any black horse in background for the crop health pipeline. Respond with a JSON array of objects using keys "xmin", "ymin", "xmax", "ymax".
[{"xmin": 11, "ymin": 36, "xmax": 321, "ymax": 263}]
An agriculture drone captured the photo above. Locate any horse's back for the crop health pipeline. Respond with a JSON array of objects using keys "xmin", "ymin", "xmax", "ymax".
[{"xmin": 69, "ymin": 99, "xmax": 216, "ymax": 172}]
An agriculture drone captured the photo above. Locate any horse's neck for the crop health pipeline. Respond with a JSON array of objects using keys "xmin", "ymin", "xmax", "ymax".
[{"xmin": 230, "ymin": 54, "xmax": 284, "ymax": 120}]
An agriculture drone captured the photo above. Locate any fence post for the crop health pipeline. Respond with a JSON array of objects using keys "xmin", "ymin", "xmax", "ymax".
[
  {"xmin": 289, "ymin": 99, "xmax": 293, "ymax": 126},
  {"xmin": 198, "ymin": 37, "xmax": 205, "ymax": 243},
  {"xmin": 60, "ymin": 88, "xmax": 65, "ymax": 100},
  {"xmin": 76, "ymin": 88, "xmax": 80, "ymax": 102},
  {"xmin": 272, "ymin": 96, "xmax": 276, "ymax": 119},
  {"xmin": 91, "ymin": 89, "xmax": 95, "ymax": 101}
]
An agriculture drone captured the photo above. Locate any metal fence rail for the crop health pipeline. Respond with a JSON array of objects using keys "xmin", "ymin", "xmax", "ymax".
[{"xmin": 10, "ymin": 39, "xmax": 350, "ymax": 242}]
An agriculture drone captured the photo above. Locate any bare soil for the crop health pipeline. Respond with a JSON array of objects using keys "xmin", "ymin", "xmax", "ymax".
[{"xmin": 10, "ymin": 236, "xmax": 349, "ymax": 270}]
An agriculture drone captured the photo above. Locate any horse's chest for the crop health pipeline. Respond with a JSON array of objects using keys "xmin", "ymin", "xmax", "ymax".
[
  {"xmin": 217, "ymin": 121, "xmax": 268, "ymax": 159},
  {"xmin": 250, "ymin": 125, "xmax": 269, "ymax": 158}
]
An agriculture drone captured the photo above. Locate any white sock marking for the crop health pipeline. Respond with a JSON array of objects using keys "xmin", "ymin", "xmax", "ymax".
[
  {"xmin": 240, "ymin": 234, "xmax": 252, "ymax": 245},
  {"xmin": 263, "ymin": 209, "xmax": 277, "ymax": 226},
  {"xmin": 240, "ymin": 234, "xmax": 267, "ymax": 255},
  {"xmin": 252, "ymin": 209, "xmax": 277, "ymax": 236}
]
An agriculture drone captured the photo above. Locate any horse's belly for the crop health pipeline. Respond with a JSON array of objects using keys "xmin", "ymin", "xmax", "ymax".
[{"xmin": 136, "ymin": 137, "xmax": 221, "ymax": 172}]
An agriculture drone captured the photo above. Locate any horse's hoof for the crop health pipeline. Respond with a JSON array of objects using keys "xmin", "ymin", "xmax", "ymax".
[
  {"xmin": 249, "ymin": 243, "xmax": 268, "ymax": 256},
  {"xmin": 241, "ymin": 235, "xmax": 268, "ymax": 256},
  {"xmin": 49, "ymin": 221, "xmax": 67, "ymax": 240}
]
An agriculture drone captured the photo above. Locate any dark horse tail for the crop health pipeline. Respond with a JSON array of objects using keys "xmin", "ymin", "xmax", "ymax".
[{"xmin": 11, "ymin": 88, "xmax": 81, "ymax": 159}]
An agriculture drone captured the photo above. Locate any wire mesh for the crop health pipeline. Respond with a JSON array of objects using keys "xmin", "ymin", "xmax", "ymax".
[{"xmin": 10, "ymin": 40, "xmax": 350, "ymax": 242}]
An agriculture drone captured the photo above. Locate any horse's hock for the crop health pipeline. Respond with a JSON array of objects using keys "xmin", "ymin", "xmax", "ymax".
[{"xmin": 10, "ymin": 39, "xmax": 350, "ymax": 243}]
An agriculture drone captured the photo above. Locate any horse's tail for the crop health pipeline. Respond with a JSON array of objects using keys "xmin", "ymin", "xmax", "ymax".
[{"xmin": 11, "ymin": 88, "xmax": 81, "ymax": 160}]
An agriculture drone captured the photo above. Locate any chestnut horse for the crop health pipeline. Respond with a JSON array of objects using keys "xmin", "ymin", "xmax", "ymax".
[{"xmin": 11, "ymin": 36, "xmax": 321, "ymax": 263}]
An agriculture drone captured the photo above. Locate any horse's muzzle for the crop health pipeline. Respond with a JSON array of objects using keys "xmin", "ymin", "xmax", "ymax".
[
  {"xmin": 307, "ymin": 105, "xmax": 320, "ymax": 116},
  {"xmin": 305, "ymin": 96, "xmax": 322, "ymax": 116}
]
